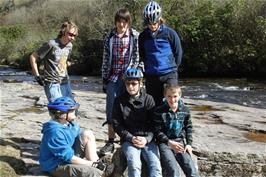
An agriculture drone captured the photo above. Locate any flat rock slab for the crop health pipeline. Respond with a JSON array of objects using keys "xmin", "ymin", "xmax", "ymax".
[{"xmin": 1, "ymin": 78, "xmax": 265, "ymax": 176}]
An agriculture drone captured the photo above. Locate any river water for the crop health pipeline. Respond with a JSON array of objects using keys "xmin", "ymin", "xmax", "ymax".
[{"xmin": 1, "ymin": 66, "xmax": 266, "ymax": 109}]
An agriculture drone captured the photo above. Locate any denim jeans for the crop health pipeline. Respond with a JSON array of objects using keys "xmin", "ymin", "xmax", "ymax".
[
  {"xmin": 122, "ymin": 141, "xmax": 162, "ymax": 177},
  {"xmin": 44, "ymin": 82, "xmax": 73, "ymax": 103},
  {"xmin": 159, "ymin": 143, "xmax": 200, "ymax": 177},
  {"xmin": 145, "ymin": 71, "xmax": 178, "ymax": 106},
  {"xmin": 106, "ymin": 78, "xmax": 125, "ymax": 124}
]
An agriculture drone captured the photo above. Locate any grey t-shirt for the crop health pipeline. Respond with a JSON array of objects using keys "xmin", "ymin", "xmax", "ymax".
[{"xmin": 36, "ymin": 38, "xmax": 73, "ymax": 83}]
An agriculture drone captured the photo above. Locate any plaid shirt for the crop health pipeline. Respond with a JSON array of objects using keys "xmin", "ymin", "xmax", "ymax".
[
  {"xmin": 109, "ymin": 30, "xmax": 130, "ymax": 82},
  {"xmin": 153, "ymin": 99, "xmax": 193, "ymax": 145},
  {"xmin": 102, "ymin": 28, "xmax": 139, "ymax": 82}
]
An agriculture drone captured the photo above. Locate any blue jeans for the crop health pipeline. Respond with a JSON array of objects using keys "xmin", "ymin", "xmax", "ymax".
[
  {"xmin": 159, "ymin": 143, "xmax": 200, "ymax": 177},
  {"xmin": 106, "ymin": 78, "xmax": 125, "ymax": 124},
  {"xmin": 44, "ymin": 82, "xmax": 73, "ymax": 103},
  {"xmin": 122, "ymin": 141, "xmax": 162, "ymax": 177}
]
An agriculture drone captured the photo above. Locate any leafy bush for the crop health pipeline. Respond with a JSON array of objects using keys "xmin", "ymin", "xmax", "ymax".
[{"xmin": 0, "ymin": 0, "xmax": 265, "ymax": 77}]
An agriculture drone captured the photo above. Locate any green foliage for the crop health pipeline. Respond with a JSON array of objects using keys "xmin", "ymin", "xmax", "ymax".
[
  {"xmin": 0, "ymin": 25, "xmax": 26, "ymax": 41},
  {"xmin": 163, "ymin": 0, "xmax": 266, "ymax": 77},
  {"xmin": 0, "ymin": 0, "xmax": 265, "ymax": 77}
]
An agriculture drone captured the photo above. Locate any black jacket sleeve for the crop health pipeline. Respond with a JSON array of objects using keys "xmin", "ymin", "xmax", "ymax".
[
  {"xmin": 112, "ymin": 97, "xmax": 134, "ymax": 142},
  {"xmin": 145, "ymin": 95, "xmax": 156, "ymax": 143}
]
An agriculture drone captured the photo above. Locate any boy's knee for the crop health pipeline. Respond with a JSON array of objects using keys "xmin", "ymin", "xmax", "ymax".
[
  {"xmin": 127, "ymin": 159, "xmax": 141, "ymax": 170},
  {"xmin": 83, "ymin": 130, "xmax": 95, "ymax": 141}
]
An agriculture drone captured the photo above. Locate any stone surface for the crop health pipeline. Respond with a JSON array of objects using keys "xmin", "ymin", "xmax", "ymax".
[{"xmin": 0, "ymin": 77, "xmax": 266, "ymax": 176}]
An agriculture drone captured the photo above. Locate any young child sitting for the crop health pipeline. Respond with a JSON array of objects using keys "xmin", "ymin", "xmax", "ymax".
[
  {"xmin": 112, "ymin": 68, "xmax": 162, "ymax": 177},
  {"xmin": 39, "ymin": 96, "xmax": 113, "ymax": 177},
  {"xmin": 153, "ymin": 83, "xmax": 200, "ymax": 177}
]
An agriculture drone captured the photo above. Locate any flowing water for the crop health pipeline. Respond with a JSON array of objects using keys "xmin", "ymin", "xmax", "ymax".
[{"xmin": 1, "ymin": 66, "xmax": 266, "ymax": 109}]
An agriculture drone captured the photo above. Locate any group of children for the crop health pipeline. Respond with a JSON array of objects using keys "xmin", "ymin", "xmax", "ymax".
[{"xmin": 31, "ymin": 1, "xmax": 200, "ymax": 177}]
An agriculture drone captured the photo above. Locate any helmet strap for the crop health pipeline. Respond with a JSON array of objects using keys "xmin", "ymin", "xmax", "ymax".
[{"xmin": 66, "ymin": 112, "xmax": 71, "ymax": 122}]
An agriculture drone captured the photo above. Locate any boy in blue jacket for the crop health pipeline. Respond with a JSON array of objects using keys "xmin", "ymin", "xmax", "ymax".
[
  {"xmin": 39, "ymin": 97, "xmax": 113, "ymax": 177},
  {"xmin": 139, "ymin": 1, "xmax": 183, "ymax": 106}
]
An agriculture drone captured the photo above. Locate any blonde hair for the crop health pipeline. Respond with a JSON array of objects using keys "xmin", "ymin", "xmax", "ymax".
[{"xmin": 57, "ymin": 21, "xmax": 78, "ymax": 38}]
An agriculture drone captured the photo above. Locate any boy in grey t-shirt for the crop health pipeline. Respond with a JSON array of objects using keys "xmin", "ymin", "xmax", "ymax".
[{"xmin": 30, "ymin": 21, "xmax": 78, "ymax": 103}]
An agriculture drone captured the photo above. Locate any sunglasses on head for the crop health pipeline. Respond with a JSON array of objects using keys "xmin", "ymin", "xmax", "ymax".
[{"xmin": 68, "ymin": 32, "xmax": 76, "ymax": 37}]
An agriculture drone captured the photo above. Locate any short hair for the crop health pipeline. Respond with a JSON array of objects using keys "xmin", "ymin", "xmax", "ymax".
[
  {"xmin": 114, "ymin": 8, "xmax": 132, "ymax": 26},
  {"xmin": 58, "ymin": 21, "xmax": 78, "ymax": 38},
  {"xmin": 163, "ymin": 83, "xmax": 182, "ymax": 95}
]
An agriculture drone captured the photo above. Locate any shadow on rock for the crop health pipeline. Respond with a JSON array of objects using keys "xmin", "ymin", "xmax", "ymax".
[{"xmin": 0, "ymin": 155, "xmax": 27, "ymax": 175}]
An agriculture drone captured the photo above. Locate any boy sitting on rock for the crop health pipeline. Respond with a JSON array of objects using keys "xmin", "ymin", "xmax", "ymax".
[
  {"xmin": 153, "ymin": 83, "xmax": 200, "ymax": 177},
  {"xmin": 39, "ymin": 96, "xmax": 113, "ymax": 177},
  {"xmin": 112, "ymin": 68, "xmax": 162, "ymax": 177}
]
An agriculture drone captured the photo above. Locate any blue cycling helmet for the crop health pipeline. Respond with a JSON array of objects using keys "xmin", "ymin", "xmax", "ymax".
[
  {"xmin": 124, "ymin": 68, "xmax": 143, "ymax": 80},
  {"xmin": 143, "ymin": 1, "xmax": 162, "ymax": 24},
  {"xmin": 48, "ymin": 97, "xmax": 79, "ymax": 113}
]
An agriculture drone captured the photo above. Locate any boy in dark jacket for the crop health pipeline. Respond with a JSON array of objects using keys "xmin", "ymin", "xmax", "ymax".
[
  {"xmin": 153, "ymin": 83, "xmax": 200, "ymax": 177},
  {"xmin": 112, "ymin": 68, "xmax": 162, "ymax": 177}
]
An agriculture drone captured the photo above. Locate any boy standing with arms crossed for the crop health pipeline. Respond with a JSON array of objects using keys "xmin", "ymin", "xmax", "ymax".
[{"xmin": 153, "ymin": 83, "xmax": 200, "ymax": 177}]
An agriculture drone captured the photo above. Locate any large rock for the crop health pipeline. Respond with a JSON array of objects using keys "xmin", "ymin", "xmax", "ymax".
[{"xmin": 1, "ymin": 77, "xmax": 265, "ymax": 176}]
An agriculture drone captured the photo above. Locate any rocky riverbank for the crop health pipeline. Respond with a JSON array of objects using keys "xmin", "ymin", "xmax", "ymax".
[{"xmin": 1, "ymin": 77, "xmax": 265, "ymax": 177}]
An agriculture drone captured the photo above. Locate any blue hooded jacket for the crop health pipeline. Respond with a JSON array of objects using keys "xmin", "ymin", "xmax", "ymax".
[{"xmin": 39, "ymin": 120, "xmax": 80, "ymax": 172}]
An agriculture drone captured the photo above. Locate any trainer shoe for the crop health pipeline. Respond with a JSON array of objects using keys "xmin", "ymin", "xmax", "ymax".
[
  {"xmin": 92, "ymin": 160, "xmax": 114, "ymax": 177},
  {"xmin": 98, "ymin": 142, "xmax": 114, "ymax": 156}
]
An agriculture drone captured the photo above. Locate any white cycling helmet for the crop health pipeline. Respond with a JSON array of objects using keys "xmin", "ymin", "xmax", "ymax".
[{"xmin": 143, "ymin": 1, "xmax": 162, "ymax": 24}]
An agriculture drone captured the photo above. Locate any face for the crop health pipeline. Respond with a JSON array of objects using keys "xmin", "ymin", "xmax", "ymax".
[
  {"xmin": 62, "ymin": 110, "xmax": 76, "ymax": 122},
  {"xmin": 64, "ymin": 27, "xmax": 77, "ymax": 44},
  {"xmin": 125, "ymin": 80, "xmax": 140, "ymax": 96},
  {"xmin": 116, "ymin": 19, "xmax": 129, "ymax": 34},
  {"xmin": 165, "ymin": 88, "xmax": 181, "ymax": 110},
  {"xmin": 148, "ymin": 22, "xmax": 160, "ymax": 32}
]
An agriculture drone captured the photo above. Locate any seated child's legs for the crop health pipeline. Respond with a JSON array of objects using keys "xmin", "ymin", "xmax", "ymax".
[
  {"xmin": 51, "ymin": 164, "xmax": 102, "ymax": 177},
  {"xmin": 175, "ymin": 152, "xmax": 200, "ymax": 177},
  {"xmin": 122, "ymin": 141, "xmax": 142, "ymax": 177},
  {"xmin": 72, "ymin": 130, "xmax": 98, "ymax": 162},
  {"xmin": 142, "ymin": 142, "xmax": 162, "ymax": 177},
  {"xmin": 158, "ymin": 143, "xmax": 180, "ymax": 177},
  {"xmin": 81, "ymin": 130, "xmax": 99, "ymax": 162}
]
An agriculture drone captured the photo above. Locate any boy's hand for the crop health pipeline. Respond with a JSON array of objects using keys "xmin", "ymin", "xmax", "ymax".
[
  {"xmin": 185, "ymin": 145, "xmax": 193, "ymax": 155},
  {"xmin": 35, "ymin": 75, "xmax": 45, "ymax": 86},
  {"xmin": 168, "ymin": 140, "xmax": 184, "ymax": 153},
  {"xmin": 102, "ymin": 80, "xmax": 108, "ymax": 93},
  {"xmin": 132, "ymin": 136, "xmax": 147, "ymax": 148}
]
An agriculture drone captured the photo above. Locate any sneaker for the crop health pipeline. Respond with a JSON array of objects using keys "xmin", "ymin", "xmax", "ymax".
[
  {"xmin": 92, "ymin": 161, "xmax": 114, "ymax": 177},
  {"xmin": 98, "ymin": 142, "xmax": 114, "ymax": 156}
]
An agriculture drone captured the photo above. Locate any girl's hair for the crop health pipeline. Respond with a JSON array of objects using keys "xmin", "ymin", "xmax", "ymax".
[
  {"xmin": 163, "ymin": 83, "xmax": 182, "ymax": 95},
  {"xmin": 57, "ymin": 21, "xmax": 78, "ymax": 38},
  {"xmin": 114, "ymin": 8, "xmax": 132, "ymax": 26}
]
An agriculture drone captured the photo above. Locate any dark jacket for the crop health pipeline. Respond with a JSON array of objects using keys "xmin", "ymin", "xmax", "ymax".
[
  {"xmin": 112, "ymin": 89, "xmax": 155, "ymax": 143},
  {"xmin": 153, "ymin": 99, "xmax": 193, "ymax": 145}
]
